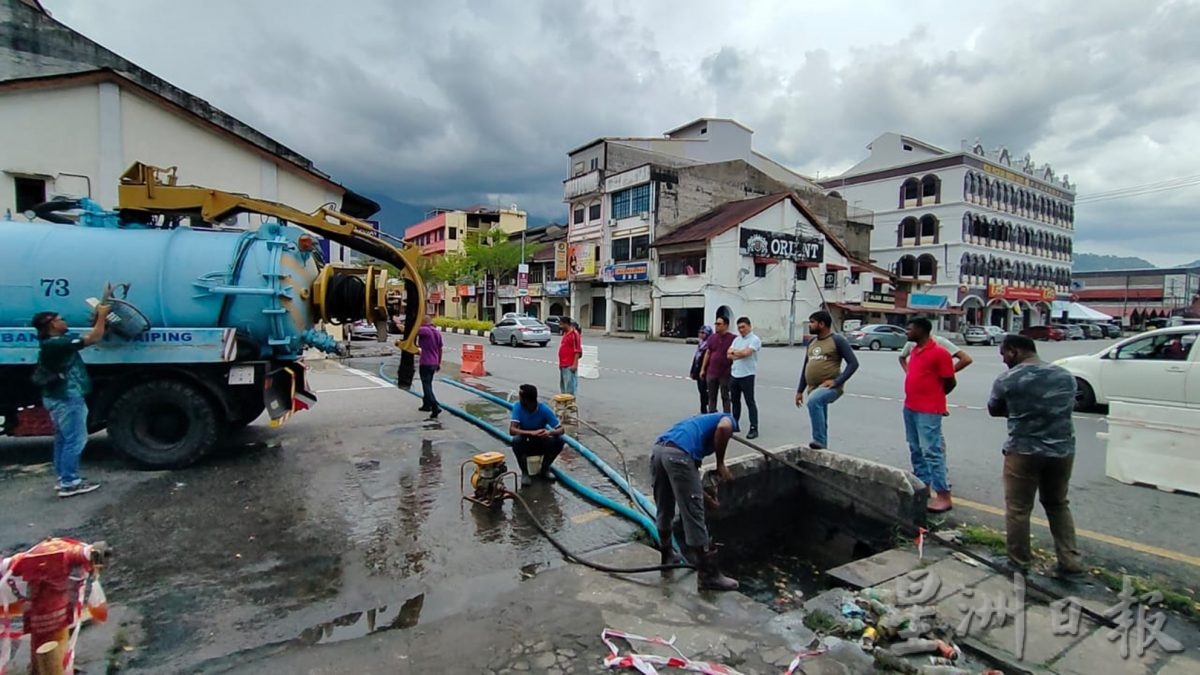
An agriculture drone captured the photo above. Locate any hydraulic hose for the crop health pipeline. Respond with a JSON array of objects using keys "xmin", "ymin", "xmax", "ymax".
[
  {"xmin": 437, "ymin": 377, "xmax": 660, "ymax": 520},
  {"xmin": 504, "ymin": 489, "xmax": 691, "ymax": 574},
  {"xmin": 376, "ymin": 364, "xmax": 687, "ymax": 571}
]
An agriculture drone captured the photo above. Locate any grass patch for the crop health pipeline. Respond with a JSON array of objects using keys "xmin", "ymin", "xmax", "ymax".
[
  {"xmin": 1093, "ymin": 568, "xmax": 1200, "ymax": 621},
  {"xmin": 802, "ymin": 609, "xmax": 838, "ymax": 633},
  {"xmin": 960, "ymin": 524, "xmax": 1007, "ymax": 557},
  {"xmin": 433, "ymin": 317, "xmax": 494, "ymax": 332}
]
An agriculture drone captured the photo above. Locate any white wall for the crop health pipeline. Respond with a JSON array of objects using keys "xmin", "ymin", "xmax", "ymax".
[
  {"xmin": 2, "ymin": 83, "xmax": 343, "ymax": 237},
  {"xmin": 0, "ymin": 85, "xmax": 100, "ymax": 209}
]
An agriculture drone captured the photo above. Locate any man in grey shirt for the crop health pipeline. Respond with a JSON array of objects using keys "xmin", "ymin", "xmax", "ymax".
[{"xmin": 987, "ymin": 334, "xmax": 1083, "ymax": 578}]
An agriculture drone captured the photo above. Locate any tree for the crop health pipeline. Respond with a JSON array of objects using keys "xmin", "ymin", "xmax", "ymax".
[
  {"xmin": 426, "ymin": 253, "xmax": 478, "ymax": 317},
  {"xmin": 464, "ymin": 227, "xmax": 528, "ymax": 321}
]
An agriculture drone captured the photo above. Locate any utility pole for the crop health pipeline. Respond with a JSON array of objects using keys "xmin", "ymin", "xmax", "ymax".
[{"xmin": 788, "ymin": 218, "xmax": 802, "ymax": 346}]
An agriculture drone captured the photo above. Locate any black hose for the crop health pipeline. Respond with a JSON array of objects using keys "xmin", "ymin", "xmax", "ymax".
[
  {"xmin": 730, "ymin": 435, "xmax": 1119, "ymax": 630},
  {"xmin": 324, "ymin": 274, "xmax": 368, "ymax": 323},
  {"xmin": 504, "ymin": 490, "xmax": 693, "ymax": 574},
  {"xmin": 27, "ymin": 198, "xmax": 81, "ymax": 224}
]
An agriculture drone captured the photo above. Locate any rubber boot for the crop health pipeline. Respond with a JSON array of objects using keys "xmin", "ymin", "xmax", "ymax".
[{"xmin": 692, "ymin": 546, "xmax": 739, "ymax": 591}]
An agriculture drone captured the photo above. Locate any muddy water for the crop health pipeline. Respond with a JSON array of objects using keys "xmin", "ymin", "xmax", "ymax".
[{"xmin": 73, "ymin": 412, "xmax": 639, "ymax": 673}]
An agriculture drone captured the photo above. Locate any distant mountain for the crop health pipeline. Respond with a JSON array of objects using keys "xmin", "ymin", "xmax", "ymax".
[
  {"xmin": 365, "ymin": 194, "xmax": 434, "ymax": 238},
  {"xmin": 365, "ymin": 193, "xmax": 556, "ymax": 238},
  {"xmin": 1072, "ymin": 252, "xmax": 1156, "ymax": 272}
]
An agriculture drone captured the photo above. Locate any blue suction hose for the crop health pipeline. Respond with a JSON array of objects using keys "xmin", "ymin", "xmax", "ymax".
[
  {"xmin": 374, "ymin": 365, "xmax": 686, "ymax": 564},
  {"xmin": 436, "ymin": 377, "xmax": 660, "ymax": 521}
]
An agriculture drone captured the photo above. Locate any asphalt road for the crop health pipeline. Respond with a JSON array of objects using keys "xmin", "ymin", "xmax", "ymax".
[{"xmin": 431, "ymin": 331, "xmax": 1200, "ymax": 582}]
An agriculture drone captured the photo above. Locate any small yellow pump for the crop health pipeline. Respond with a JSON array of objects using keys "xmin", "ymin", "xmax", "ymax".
[{"xmin": 461, "ymin": 452, "xmax": 515, "ymax": 508}]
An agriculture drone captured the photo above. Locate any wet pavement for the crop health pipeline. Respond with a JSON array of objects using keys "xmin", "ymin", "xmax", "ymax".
[{"xmin": 0, "ymin": 359, "xmax": 640, "ymax": 673}]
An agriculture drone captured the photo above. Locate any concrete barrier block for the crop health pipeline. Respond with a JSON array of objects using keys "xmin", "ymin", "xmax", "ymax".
[{"xmin": 1103, "ymin": 400, "xmax": 1200, "ymax": 494}]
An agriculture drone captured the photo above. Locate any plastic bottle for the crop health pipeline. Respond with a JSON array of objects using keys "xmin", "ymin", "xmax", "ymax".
[
  {"xmin": 890, "ymin": 638, "xmax": 942, "ymax": 656},
  {"xmin": 916, "ymin": 667, "xmax": 970, "ymax": 675}
]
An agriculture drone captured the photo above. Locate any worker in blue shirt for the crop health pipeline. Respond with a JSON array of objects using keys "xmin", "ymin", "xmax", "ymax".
[
  {"xmin": 509, "ymin": 384, "xmax": 566, "ymax": 487},
  {"xmin": 651, "ymin": 412, "xmax": 739, "ymax": 591}
]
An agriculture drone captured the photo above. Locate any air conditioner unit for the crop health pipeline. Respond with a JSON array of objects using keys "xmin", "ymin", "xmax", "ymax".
[
  {"xmin": 639, "ymin": 211, "xmax": 649, "ymax": 221},
  {"xmin": 608, "ymin": 219, "xmax": 617, "ymax": 227}
]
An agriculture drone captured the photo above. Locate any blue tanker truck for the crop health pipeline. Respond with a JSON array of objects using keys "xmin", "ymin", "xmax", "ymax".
[{"xmin": 0, "ymin": 163, "xmax": 425, "ymax": 468}]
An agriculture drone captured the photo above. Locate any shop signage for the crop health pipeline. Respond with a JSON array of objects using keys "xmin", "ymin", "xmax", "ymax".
[
  {"xmin": 527, "ymin": 283, "xmax": 543, "ymax": 297},
  {"xmin": 604, "ymin": 165, "xmax": 650, "ymax": 193},
  {"xmin": 863, "ymin": 292, "xmax": 896, "ymax": 310},
  {"xmin": 498, "ymin": 285, "xmax": 517, "ymax": 299},
  {"xmin": 824, "ymin": 272, "xmax": 838, "ymax": 290},
  {"xmin": 570, "ymin": 243, "xmax": 596, "ymax": 277},
  {"xmin": 429, "ymin": 292, "xmax": 442, "ymax": 304},
  {"xmin": 601, "ymin": 262, "xmax": 649, "ymax": 283},
  {"xmin": 738, "ymin": 227, "xmax": 823, "ymax": 263},
  {"xmin": 988, "ymin": 283, "xmax": 1055, "ymax": 302},
  {"xmin": 908, "ymin": 293, "xmax": 949, "ymax": 310},
  {"xmin": 457, "ymin": 284, "xmax": 475, "ymax": 298},
  {"xmin": 980, "ymin": 163, "xmax": 1071, "ymax": 200},
  {"xmin": 544, "ymin": 281, "xmax": 570, "ymax": 297},
  {"xmin": 554, "ymin": 242, "xmax": 568, "ymax": 280},
  {"xmin": 517, "ymin": 263, "xmax": 529, "ymax": 296}
]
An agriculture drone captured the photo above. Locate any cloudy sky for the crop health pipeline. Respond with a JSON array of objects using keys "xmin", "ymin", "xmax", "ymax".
[{"xmin": 44, "ymin": 0, "xmax": 1200, "ymax": 265}]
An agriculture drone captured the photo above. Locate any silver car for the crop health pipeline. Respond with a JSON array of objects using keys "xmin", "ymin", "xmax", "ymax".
[
  {"xmin": 964, "ymin": 325, "xmax": 1007, "ymax": 345},
  {"xmin": 490, "ymin": 317, "xmax": 551, "ymax": 347}
]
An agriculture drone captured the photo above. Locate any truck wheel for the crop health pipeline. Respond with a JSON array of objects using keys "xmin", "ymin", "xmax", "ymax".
[{"xmin": 108, "ymin": 380, "xmax": 223, "ymax": 468}]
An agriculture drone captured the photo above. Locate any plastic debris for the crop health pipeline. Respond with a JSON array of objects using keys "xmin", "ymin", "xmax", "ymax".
[
  {"xmin": 840, "ymin": 602, "xmax": 867, "ymax": 618},
  {"xmin": 600, "ymin": 628, "xmax": 745, "ymax": 675},
  {"xmin": 782, "ymin": 647, "xmax": 827, "ymax": 675},
  {"xmin": 951, "ymin": 551, "xmax": 982, "ymax": 567}
]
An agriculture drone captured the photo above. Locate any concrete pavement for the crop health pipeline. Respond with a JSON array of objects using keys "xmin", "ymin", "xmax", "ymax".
[{"xmin": 431, "ymin": 331, "xmax": 1200, "ymax": 586}]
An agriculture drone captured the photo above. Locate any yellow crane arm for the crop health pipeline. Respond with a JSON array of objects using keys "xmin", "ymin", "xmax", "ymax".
[{"xmin": 116, "ymin": 162, "xmax": 426, "ymax": 360}]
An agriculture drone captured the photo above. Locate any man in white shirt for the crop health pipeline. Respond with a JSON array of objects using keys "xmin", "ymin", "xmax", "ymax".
[{"xmin": 727, "ymin": 316, "xmax": 763, "ymax": 439}]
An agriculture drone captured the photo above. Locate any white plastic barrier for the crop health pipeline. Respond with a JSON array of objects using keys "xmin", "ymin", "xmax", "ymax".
[
  {"xmin": 1099, "ymin": 400, "xmax": 1200, "ymax": 494},
  {"xmin": 578, "ymin": 345, "xmax": 600, "ymax": 379}
]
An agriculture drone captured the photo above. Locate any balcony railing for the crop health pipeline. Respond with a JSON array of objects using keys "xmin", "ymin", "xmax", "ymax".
[{"xmin": 563, "ymin": 169, "xmax": 602, "ymax": 201}]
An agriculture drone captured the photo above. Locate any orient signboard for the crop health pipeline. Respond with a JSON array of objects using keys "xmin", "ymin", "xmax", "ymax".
[{"xmin": 738, "ymin": 228, "xmax": 824, "ymax": 263}]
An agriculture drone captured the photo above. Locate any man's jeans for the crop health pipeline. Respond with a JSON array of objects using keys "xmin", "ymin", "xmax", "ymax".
[
  {"xmin": 650, "ymin": 444, "xmax": 709, "ymax": 548},
  {"xmin": 705, "ymin": 375, "xmax": 731, "ymax": 413},
  {"xmin": 559, "ymin": 367, "xmax": 577, "ymax": 396},
  {"xmin": 806, "ymin": 387, "xmax": 842, "ymax": 447},
  {"xmin": 1003, "ymin": 453, "xmax": 1083, "ymax": 572},
  {"xmin": 418, "ymin": 365, "xmax": 440, "ymax": 413},
  {"xmin": 903, "ymin": 407, "xmax": 948, "ymax": 494},
  {"xmin": 43, "ymin": 395, "xmax": 88, "ymax": 486},
  {"xmin": 730, "ymin": 374, "xmax": 758, "ymax": 430},
  {"xmin": 512, "ymin": 434, "xmax": 566, "ymax": 476}
]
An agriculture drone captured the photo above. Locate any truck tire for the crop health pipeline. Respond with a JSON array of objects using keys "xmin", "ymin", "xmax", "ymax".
[{"xmin": 107, "ymin": 380, "xmax": 223, "ymax": 468}]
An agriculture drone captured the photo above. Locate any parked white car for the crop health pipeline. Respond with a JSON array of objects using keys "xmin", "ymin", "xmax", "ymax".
[{"xmin": 1054, "ymin": 326, "xmax": 1199, "ymax": 411}]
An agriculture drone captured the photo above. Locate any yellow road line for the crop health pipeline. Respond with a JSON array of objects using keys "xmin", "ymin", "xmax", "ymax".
[
  {"xmin": 571, "ymin": 508, "xmax": 614, "ymax": 525},
  {"xmin": 954, "ymin": 497, "xmax": 1200, "ymax": 568}
]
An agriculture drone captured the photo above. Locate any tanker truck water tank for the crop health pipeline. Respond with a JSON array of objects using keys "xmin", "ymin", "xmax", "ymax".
[{"xmin": 0, "ymin": 218, "xmax": 322, "ymax": 359}]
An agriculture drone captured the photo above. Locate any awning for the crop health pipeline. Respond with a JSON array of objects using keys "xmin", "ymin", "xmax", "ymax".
[
  {"xmin": 1050, "ymin": 301, "xmax": 1113, "ymax": 321},
  {"xmin": 825, "ymin": 263, "xmax": 848, "ymax": 271},
  {"xmin": 850, "ymin": 263, "xmax": 874, "ymax": 273}
]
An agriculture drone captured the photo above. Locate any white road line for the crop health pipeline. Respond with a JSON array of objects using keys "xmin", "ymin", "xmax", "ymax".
[
  {"xmin": 343, "ymin": 366, "xmax": 393, "ymax": 389},
  {"xmin": 314, "ymin": 385, "xmax": 392, "ymax": 394}
]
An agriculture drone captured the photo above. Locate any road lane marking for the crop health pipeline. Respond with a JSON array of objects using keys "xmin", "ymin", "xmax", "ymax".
[
  {"xmin": 953, "ymin": 496, "xmax": 1200, "ymax": 568},
  {"xmin": 571, "ymin": 508, "xmax": 614, "ymax": 524},
  {"xmin": 343, "ymin": 366, "xmax": 393, "ymax": 388}
]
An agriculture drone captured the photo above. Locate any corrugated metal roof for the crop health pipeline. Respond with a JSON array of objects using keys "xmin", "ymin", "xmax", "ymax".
[{"xmin": 652, "ymin": 193, "xmax": 789, "ymax": 247}]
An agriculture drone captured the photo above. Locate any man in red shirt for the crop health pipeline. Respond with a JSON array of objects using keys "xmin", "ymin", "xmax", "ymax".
[
  {"xmin": 902, "ymin": 317, "xmax": 957, "ymax": 513},
  {"xmin": 558, "ymin": 316, "xmax": 582, "ymax": 395}
]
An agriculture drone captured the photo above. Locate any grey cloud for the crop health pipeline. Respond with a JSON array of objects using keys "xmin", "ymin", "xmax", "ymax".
[{"xmin": 42, "ymin": 0, "xmax": 1199, "ymax": 261}]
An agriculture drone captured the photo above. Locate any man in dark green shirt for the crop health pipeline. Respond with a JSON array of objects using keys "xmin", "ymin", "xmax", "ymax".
[{"xmin": 32, "ymin": 306, "xmax": 108, "ymax": 497}]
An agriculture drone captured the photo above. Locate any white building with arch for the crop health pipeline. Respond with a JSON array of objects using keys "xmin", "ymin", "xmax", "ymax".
[{"xmin": 820, "ymin": 133, "xmax": 1077, "ymax": 331}]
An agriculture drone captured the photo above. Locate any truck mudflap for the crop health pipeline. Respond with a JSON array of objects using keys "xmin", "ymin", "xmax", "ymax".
[{"xmin": 264, "ymin": 362, "xmax": 316, "ymax": 427}]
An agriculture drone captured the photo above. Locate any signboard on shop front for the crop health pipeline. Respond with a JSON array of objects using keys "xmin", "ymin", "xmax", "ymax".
[
  {"xmin": 738, "ymin": 227, "xmax": 824, "ymax": 263},
  {"xmin": 517, "ymin": 263, "xmax": 529, "ymax": 296},
  {"xmin": 544, "ymin": 281, "xmax": 570, "ymax": 297},
  {"xmin": 988, "ymin": 283, "xmax": 1055, "ymax": 302},
  {"xmin": 570, "ymin": 243, "xmax": 596, "ymax": 277},
  {"xmin": 554, "ymin": 242, "xmax": 569, "ymax": 280},
  {"xmin": 862, "ymin": 292, "xmax": 896, "ymax": 310},
  {"xmin": 602, "ymin": 262, "xmax": 649, "ymax": 283}
]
